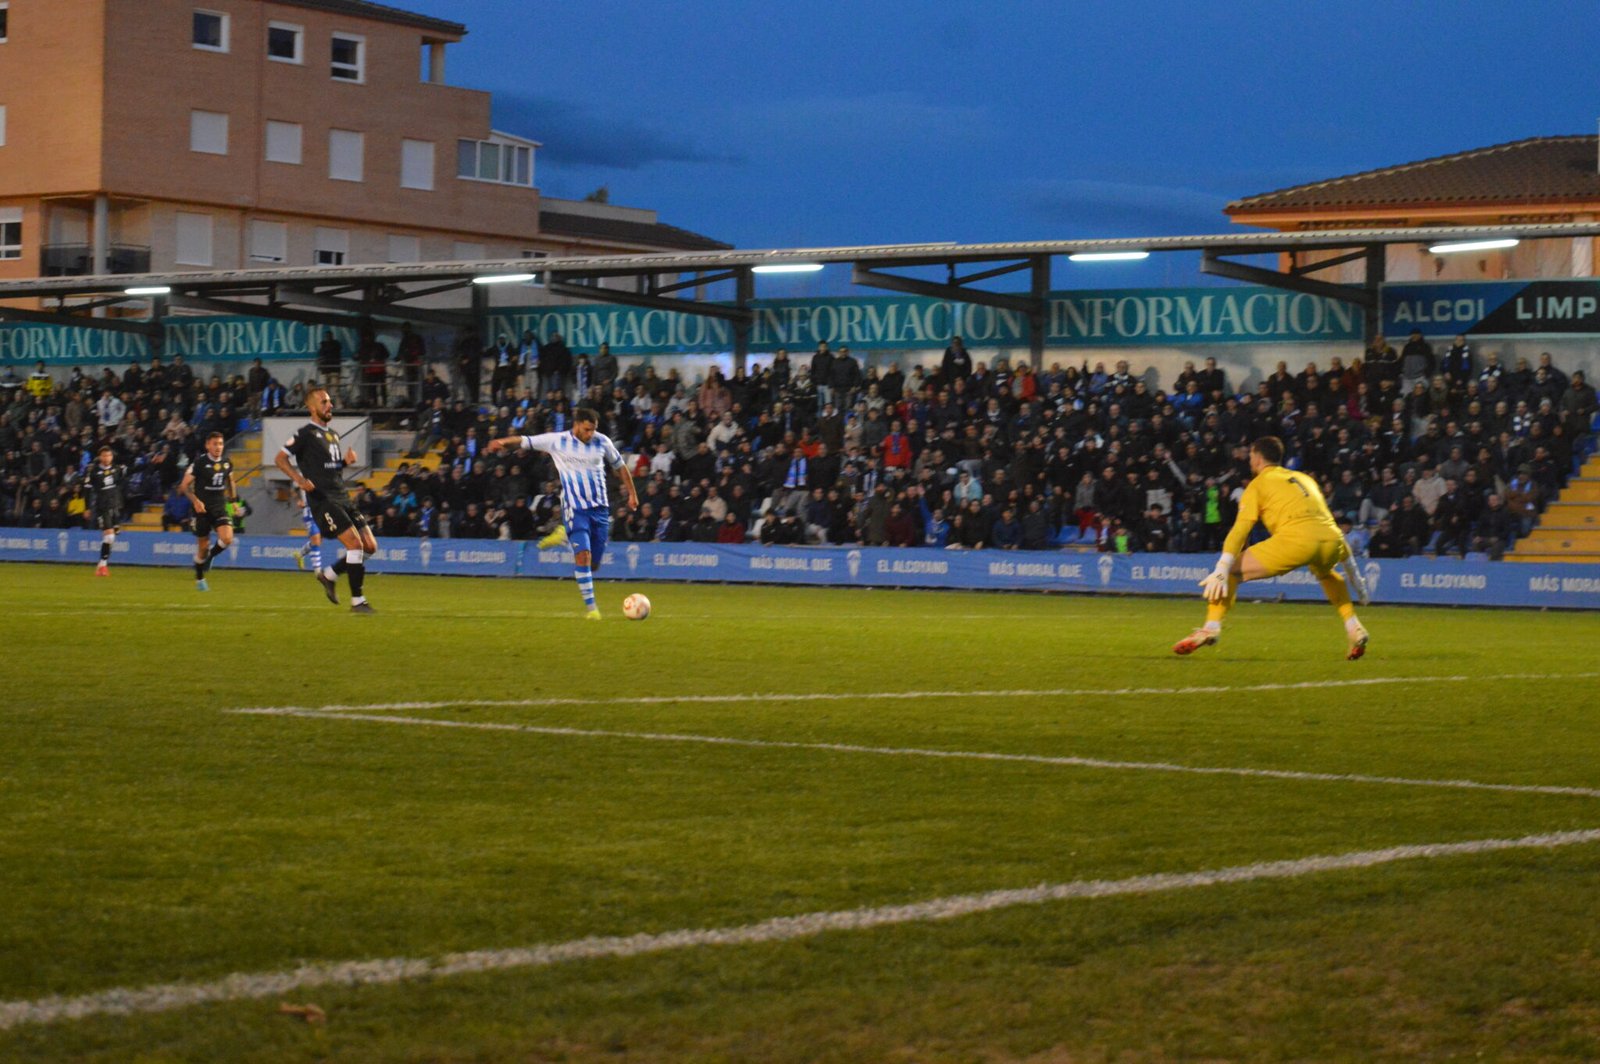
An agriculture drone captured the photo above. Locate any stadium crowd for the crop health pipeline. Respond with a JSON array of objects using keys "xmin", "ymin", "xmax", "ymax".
[{"xmin": 3, "ymin": 327, "xmax": 1598, "ymax": 560}]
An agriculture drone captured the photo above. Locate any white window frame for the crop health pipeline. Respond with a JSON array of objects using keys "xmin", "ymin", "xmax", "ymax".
[
  {"xmin": 0, "ymin": 106, "xmax": 7, "ymax": 148},
  {"xmin": 175, "ymin": 212, "xmax": 213, "ymax": 266},
  {"xmin": 328, "ymin": 129, "xmax": 363, "ymax": 182},
  {"xmin": 387, "ymin": 234, "xmax": 420, "ymax": 263},
  {"xmin": 453, "ymin": 241, "xmax": 485, "ymax": 261},
  {"xmin": 189, "ymin": 109, "xmax": 228, "ymax": 155},
  {"xmin": 263, "ymin": 120, "xmax": 302, "ymax": 165},
  {"xmin": 455, "ymin": 137, "xmax": 535, "ymax": 188},
  {"xmin": 400, "ymin": 138, "xmax": 434, "ymax": 190},
  {"xmin": 248, "ymin": 220, "xmax": 287, "ymax": 263},
  {"xmin": 0, "ymin": 207, "xmax": 20, "ymax": 260},
  {"xmin": 266, "ymin": 20, "xmax": 303, "ymax": 64},
  {"xmin": 192, "ymin": 9, "xmax": 228, "ymax": 52},
  {"xmin": 313, "ymin": 226, "xmax": 348, "ymax": 266},
  {"xmin": 330, "ymin": 32, "xmax": 365, "ymax": 83}
]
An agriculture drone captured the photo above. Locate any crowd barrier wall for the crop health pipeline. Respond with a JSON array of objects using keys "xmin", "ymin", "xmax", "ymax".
[{"xmin": 7, "ymin": 530, "xmax": 1600, "ymax": 610}]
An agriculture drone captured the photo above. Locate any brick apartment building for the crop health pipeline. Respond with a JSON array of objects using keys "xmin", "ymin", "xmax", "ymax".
[{"xmin": 0, "ymin": 0, "xmax": 724, "ymax": 298}]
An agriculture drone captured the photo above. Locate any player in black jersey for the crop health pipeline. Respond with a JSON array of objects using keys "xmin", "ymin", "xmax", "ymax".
[
  {"xmin": 83, "ymin": 445, "xmax": 128, "ymax": 576},
  {"xmin": 274, "ymin": 386, "xmax": 379, "ymax": 613},
  {"xmin": 179, "ymin": 431, "xmax": 237, "ymax": 592}
]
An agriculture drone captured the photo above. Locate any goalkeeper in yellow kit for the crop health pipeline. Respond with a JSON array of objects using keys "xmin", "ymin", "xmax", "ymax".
[{"xmin": 1174, "ymin": 435, "xmax": 1370, "ymax": 660}]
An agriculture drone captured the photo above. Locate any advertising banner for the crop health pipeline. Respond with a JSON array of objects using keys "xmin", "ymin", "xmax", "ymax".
[
  {"xmin": 1383, "ymin": 279, "xmax": 1600, "ymax": 337},
  {"xmin": 5, "ymin": 531, "xmax": 1599, "ymax": 610}
]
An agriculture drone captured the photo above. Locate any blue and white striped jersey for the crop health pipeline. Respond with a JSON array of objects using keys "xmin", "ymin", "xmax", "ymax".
[{"xmin": 521, "ymin": 431, "xmax": 623, "ymax": 515}]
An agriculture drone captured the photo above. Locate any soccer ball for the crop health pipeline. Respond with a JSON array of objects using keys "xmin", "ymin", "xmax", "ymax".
[{"xmin": 622, "ymin": 593, "xmax": 652, "ymax": 621}]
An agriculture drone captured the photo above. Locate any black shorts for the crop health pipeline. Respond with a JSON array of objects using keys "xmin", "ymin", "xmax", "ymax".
[
  {"xmin": 309, "ymin": 497, "xmax": 371, "ymax": 539},
  {"xmin": 92, "ymin": 507, "xmax": 121, "ymax": 532},
  {"xmin": 194, "ymin": 506, "xmax": 234, "ymax": 538}
]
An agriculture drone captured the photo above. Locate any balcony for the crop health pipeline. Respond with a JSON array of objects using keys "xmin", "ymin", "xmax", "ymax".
[{"xmin": 42, "ymin": 243, "xmax": 152, "ymax": 277}]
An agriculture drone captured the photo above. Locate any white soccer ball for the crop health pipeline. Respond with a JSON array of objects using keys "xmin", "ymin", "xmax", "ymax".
[{"xmin": 622, "ymin": 593, "xmax": 652, "ymax": 621}]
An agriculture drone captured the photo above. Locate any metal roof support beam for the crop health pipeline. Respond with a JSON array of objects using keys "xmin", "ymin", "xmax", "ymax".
[
  {"xmin": 166, "ymin": 293, "xmax": 376, "ymax": 331},
  {"xmin": 0, "ymin": 305, "xmax": 162, "ymax": 337},
  {"xmin": 1200, "ymin": 251, "xmax": 1375, "ymax": 307},
  {"xmin": 1291, "ymin": 247, "xmax": 1370, "ymax": 275},
  {"xmin": 850, "ymin": 262, "xmax": 1039, "ymax": 315},
  {"xmin": 651, "ymin": 270, "xmax": 738, "ymax": 296},
  {"xmin": 544, "ymin": 280, "xmax": 753, "ymax": 323},
  {"xmin": 273, "ymin": 285, "xmax": 471, "ymax": 328},
  {"xmin": 732, "ymin": 267, "xmax": 753, "ymax": 374},
  {"xmin": 1027, "ymin": 255, "xmax": 1049, "ymax": 370}
]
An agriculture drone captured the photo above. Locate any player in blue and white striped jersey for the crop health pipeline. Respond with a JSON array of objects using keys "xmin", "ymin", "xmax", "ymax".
[{"xmin": 487, "ymin": 407, "xmax": 638, "ymax": 619}]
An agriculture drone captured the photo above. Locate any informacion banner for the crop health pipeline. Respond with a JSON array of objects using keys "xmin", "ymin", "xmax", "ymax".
[
  {"xmin": 1383, "ymin": 279, "xmax": 1600, "ymax": 337},
  {"xmin": 5, "ymin": 531, "xmax": 1599, "ymax": 610},
  {"xmin": 0, "ymin": 286, "xmax": 1363, "ymax": 365}
]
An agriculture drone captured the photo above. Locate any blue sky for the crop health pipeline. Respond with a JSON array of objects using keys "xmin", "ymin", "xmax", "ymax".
[{"xmin": 402, "ymin": 1, "xmax": 1600, "ymax": 289}]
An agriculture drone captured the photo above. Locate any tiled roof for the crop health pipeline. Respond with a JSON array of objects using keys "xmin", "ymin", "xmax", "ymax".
[
  {"xmin": 539, "ymin": 211, "xmax": 732, "ymax": 252},
  {"xmin": 1227, "ymin": 135, "xmax": 1600, "ymax": 214},
  {"xmin": 273, "ymin": 1, "xmax": 466, "ymax": 37}
]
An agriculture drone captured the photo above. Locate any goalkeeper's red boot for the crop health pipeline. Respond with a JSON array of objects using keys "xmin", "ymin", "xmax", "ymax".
[
  {"xmin": 1346, "ymin": 623, "xmax": 1369, "ymax": 661},
  {"xmin": 1172, "ymin": 627, "xmax": 1218, "ymax": 655}
]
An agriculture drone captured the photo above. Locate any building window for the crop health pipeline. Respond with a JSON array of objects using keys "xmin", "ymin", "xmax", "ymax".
[
  {"xmin": 193, "ymin": 10, "xmax": 228, "ymax": 52},
  {"xmin": 314, "ymin": 226, "xmax": 348, "ymax": 266},
  {"xmin": 400, "ymin": 138, "xmax": 434, "ymax": 190},
  {"xmin": 0, "ymin": 207, "xmax": 20, "ymax": 259},
  {"xmin": 175, "ymin": 212, "xmax": 213, "ymax": 266},
  {"xmin": 456, "ymin": 137, "xmax": 534, "ymax": 187},
  {"xmin": 0, "ymin": 106, "xmax": 7, "ymax": 148},
  {"xmin": 387, "ymin": 234, "xmax": 420, "ymax": 263},
  {"xmin": 189, "ymin": 110, "xmax": 228, "ymax": 155},
  {"xmin": 330, "ymin": 33, "xmax": 364, "ymax": 82},
  {"xmin": 267, "ymin": 21, "xmax": 302, "ymax": 63},
  {"xmin": 328, "ymin": 129, "xmax": 363, "ymax": 182},
  {"xmin": 249, "ymin": 220, "xmax": 287, "ymax": 263},
  {"xmin": 0, "ymin": 5, "xmax": 9, "ymax": 44},
  {"xmin": 453, "ymin": 241, "xmax": 485, "ymax": 261},
  {"xmin": 264, "ymin": 120, "xmax": 301, "ymax": 165}
]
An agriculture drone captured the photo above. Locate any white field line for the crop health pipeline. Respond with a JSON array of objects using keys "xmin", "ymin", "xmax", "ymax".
[
  {"xmin": 4, "ymin": 827, "xmax": 1599, "ymax": 1032},
  {"xmin": 229, "ymin": 707, "xmax": 1600, "ymax": 801},
  {"xmin": 229, "ymin": 671, "xmax": 1600, "ymax": 717}
]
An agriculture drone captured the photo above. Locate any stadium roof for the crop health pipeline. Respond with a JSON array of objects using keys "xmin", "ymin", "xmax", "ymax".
[
  {"xmin": 274, "ymin": 0, "xmax": 466, "ymax": 38},
  {"xmin": 1227, "ymin": 135, "xmax": 1600, "ymax": 214}
]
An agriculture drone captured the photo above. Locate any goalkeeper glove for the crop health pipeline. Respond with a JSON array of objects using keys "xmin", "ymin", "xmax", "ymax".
[{"xmin": 1198, "ymin": 552, "xmax": 1234, "ymax": 603}]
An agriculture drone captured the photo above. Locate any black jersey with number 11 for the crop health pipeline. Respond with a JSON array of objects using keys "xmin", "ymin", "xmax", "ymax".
[
  {"xmin": 281, "ymin": 422, "xmax": 351, "ymax": 501},
  {"xmin": 190, "ymin": 453, "xmax": 234, "ymax": 511}
]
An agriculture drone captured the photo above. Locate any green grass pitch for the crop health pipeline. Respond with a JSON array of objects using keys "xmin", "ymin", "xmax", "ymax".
[{"xmin": 3, "ymin": 561, "xmax": 1600, "ymax": 1062}]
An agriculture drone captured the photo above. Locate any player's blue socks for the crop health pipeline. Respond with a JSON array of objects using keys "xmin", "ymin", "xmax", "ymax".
[{"xmin": 574, "ymin": 565, "xmax": 596, "ymax": 610}]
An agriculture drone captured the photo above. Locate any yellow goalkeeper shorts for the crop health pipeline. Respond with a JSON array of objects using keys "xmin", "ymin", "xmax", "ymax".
[{"xmin": 1245, "ymin": 528, "xmax": 1348, "ymax": 578}]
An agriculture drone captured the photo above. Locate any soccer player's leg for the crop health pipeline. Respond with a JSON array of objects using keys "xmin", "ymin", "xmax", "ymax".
[
  {"xmin": 203, "ymin": 516, "xmax": 234, "ymax": 574},
  {"xmin": 1310, "ymin": 539, "xmax": 1368, "ymax": 660},
  {"xmin": 1176, "ymin": 537, "xmax": 1299, "ymax": 655},
  {"xmin": 567, "ymin": 512, "xmax": 600, "ymax": 618},
  {"xmin": 341, "ymin": 513, "xmax": 376, "ymax": 612},
  {"xmin": 311, "ymin": 505, "xmax": 348, "ymax": 604},
  {"xmin": 95, "ymin": 511, "xmax": 117, "ymax": 574},
  {"xmin": 192, "ymin": 510, "xmax": 213, "ymax": 589}
]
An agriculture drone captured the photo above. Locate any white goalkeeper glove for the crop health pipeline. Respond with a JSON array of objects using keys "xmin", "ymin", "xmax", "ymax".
[{"xmin": 1198, "ymin": 552, "xmax": 1234, "ymax": 603}]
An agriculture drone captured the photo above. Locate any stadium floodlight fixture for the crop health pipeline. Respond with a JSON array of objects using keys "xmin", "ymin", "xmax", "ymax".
[
  {"xmin": 1427, "ymin": 238, "xmax": 1519, "ymax": 254},
  {"xmin": 471, "ymin": 272, "xmax": 539, "ymax": 285},
  {"xmin": 124, "ymin": 285, "xmax": 172, "ymax": 296},
  {"xmin": 1067, "ymin": 251, "xmax": 1150, "ymax": 262},
  {"xmin": 751, "ymin": 263, "xmax": 825, "ymax": 274}
]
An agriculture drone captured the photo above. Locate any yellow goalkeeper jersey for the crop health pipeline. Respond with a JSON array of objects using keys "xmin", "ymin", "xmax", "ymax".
[{"xmin": 1222, "ymin": 464, "xmax": 1343, "ymax": 558}]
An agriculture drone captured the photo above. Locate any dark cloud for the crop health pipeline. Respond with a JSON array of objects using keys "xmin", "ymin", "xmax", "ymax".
[{"xmin": 492, "ymin": 94, "xmax": 742, "ymax": 170}]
